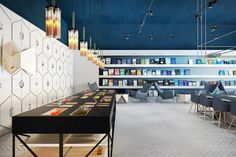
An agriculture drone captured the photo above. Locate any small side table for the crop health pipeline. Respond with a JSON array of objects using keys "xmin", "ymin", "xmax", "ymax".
[{"xmin": 116, "ymin": 94, "xmax": 129, "ymax": 103}]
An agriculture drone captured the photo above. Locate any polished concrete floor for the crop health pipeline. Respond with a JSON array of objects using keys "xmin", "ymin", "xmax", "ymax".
[{"xmin": 1, "ymin": 100, "xmax": 236, "ymax": 157}]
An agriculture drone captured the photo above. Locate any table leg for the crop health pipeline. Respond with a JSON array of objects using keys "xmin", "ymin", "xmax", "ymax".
[
  {"xmin": 108, "ymin": 133, "xmax": 110, "ymax": 157},
  {"xmin": 12, "ymin": 134, "xmax": 15, "ymax": 157},
  {"xmin": 59, "ymin": 134, "xmax": 63, "ymax": 157}
]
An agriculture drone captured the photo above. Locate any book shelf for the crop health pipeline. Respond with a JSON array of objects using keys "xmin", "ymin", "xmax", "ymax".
[{"xmin": 98, "ymin": 55, "xmax": 236, "ymax": 94}]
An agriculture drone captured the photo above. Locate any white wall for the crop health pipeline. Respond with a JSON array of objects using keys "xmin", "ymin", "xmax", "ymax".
[{"xmin": 73, "ymin": 51, "xmax": 98, "ymax": 93}]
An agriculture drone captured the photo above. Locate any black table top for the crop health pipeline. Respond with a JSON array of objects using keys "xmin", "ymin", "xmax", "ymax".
[{"xmin": 12, "ymin": 90, "xmax": 116, "ymax": 134}]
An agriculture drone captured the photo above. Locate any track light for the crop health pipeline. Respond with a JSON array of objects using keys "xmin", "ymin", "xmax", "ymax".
[
  {"xmin": 149, "ymin": 35, "xmax": 154, "ymax": 41},
  {"xmin": 194, "ymin": 14, "xmax": 201, "ymax": 19},
  {"xmin": 211, "ymin": 26, "xmax": 217, "ymax": 32},
  {"xmin": 147, "ymin": 10, "xmax": 154, "ymax": 16},
  {"xmin": 208, "ymin": 0, "xmax": 218, "ymax": 9}
]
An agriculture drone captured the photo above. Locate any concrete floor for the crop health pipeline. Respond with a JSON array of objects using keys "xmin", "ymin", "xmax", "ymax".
[{"xmin": 1, "ymin": 100, "xmax": 236, "ymax": 157}]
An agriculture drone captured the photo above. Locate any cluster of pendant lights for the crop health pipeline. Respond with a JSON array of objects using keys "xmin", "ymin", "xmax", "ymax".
[{"xmin": 45, "ymin": 0, "xmax": 105, "ymax": 68}]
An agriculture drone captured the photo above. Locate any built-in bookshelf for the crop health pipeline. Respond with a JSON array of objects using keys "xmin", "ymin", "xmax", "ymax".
[{"xmin": 98, "ymin": 55, "xmax": 236, "ymax": 92}]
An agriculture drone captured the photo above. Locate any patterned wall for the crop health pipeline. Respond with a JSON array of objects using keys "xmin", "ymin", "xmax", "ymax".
[{"xmin": 0, "ymin": 4, "xmax": 73, "ymax": 128}]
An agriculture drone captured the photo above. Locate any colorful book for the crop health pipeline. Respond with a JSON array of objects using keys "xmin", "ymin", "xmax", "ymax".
[
  {"xmin": 156, "ymin": 70, "xmax": 161, "ymax": 75},
  {"xmin": 102, "ymin": 79, "xmax": 108, "ymax": 86},
  {"xmin": 159, "ymin": 58, "xmax": 166, "ymax": 64},
  {"xmin": 166, "ymin": 58, "xmax": 171, "ymax": 64},
  {"xmin": 109, "ymin": 69, "xmax": 114, "ymax": 75},
  {"xmin": 155, "ymin": 58, "xmax": 159, "ymax": 64},
  {"xmin": 116, "ymin": 58, "xmax": 122, "ymax": 64},
  {"xmin": 127, "ymin": 58, "xmax": 132, "ymax": 64},
  {"xmin": 105, "ymin": 58, "xmax": 111, "ymax": 64},
  {"xmin": 123, "ymin": 80, "xmax": 127, "ymax": 86},
  {"xmin": 138, "ymin": 80, "xmax": 143, "ymax": 86},
  {"xmin": 115, "ymin": 68, "xmax": 120, "ymax": 75},
  {"xmin": 103, "ymin": 69, "xmax": 108, "ymax": 76},
  {"xmin": 118, "ymin": 80, "xmax": 123, "ymax": 87},
  {"xmin": 145, "ymin": 59, "xmax": 150, "ymax": 64},
  {"xmin": 150, "ymin": 59, "xmax": 155, "ymax": 64},
  {"xmin": 132, "ymin": 58, "xmax": 136, "ymax": 64},
  {"xmin": 120, "ymin": 69, "xmax": 125, "ymax": 75},
  {"xmin": 113, "ymin": 80, "xmax": 118, "ymax": 86},
  {"xmin": 109, "ymin": 79, "xmax": 113, "ymax": 86},
  {"xmin": 143, "ymin": 69, "xmax": 148, "ymax": 75},
  {"xmin": 141, "ymin": 59, "xmax": 145, "ymax": 64},
  {"xmin": 136, "ymin": 59, "xmax": 141, "ymax": 64},
  {"xmin": 137, "ymin": 69, "xmax": 142, "ymax": 75},
  {"xmin": 125, "ymin": 69, "xmax": 131, "ymax": 75},
  {"xmin": 122, "ymin": 58, "xmax": 127, "ymax": 64},
  {"xmin": 171, "ymin": 58, "xmax": 177, "ymax": 64},
  {"xmin": 131, "ymin": 70, "xmax": 136, "ymax": 75},
  {"xmin": 133, "ymin": 80, "xmax": 138, "ymax": 86}
]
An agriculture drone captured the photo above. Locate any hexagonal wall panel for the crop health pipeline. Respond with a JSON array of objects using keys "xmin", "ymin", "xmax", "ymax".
[
  {"xmin": 30, "ymin": 30, "xmax": 43, "ymax": 55},
  {"xmin": 56, "ymin": 60, "xmax": 63, "ymax": 76},
  {"xmin": 37, "ymin": 91, "xmax": 48, "ymax": 107},
  {"xmin": 57, "ymin": 89, "xmax": 63, "ymax": 99},
  {"xmin": 12, "ymin": 69, "xmax": 30, "ymax": 99},
  {"xmin": 43, "ymin": 37, "xmax": 52, "ymax": 58},
  {"xmin": 0, "ymin": 96, "xmax": 21, "ymax": 127},
  {"xmin": 0, "ymin": 7, "xmax": 11, "ymax": 44},
  {"xmin": 63, "ymin": 88, "xmax": 69, "ymax": 98},
  {"xmin": 22, "ymin": 93, "xmax": 36, "ymax": 112},
  {"xmin": 60, "ymin": 75, "xmax": 66, "ymax": 90},
  {"xmin": 60, "ymin": 46, "xmax": 66, "ymax": 63},
  {"xmin": 48, "ymin": 57, "xmax": 56, "ymax": 76},
  {"xmin": 69, "ymin": 63, "xmax": 73, "ymax": 76},
  {"xmin": 48, "ymin": 90, "xmax": 57, "ymax": 102},
  {"xmin": 30, "ymin": 72, "xmax": 43, "ymax": 96},
  {"xmin": 37, "ymin": 53, "xmax": 48, "ymax": 76},
  {"xmin": 43, "ymin": 73, "xmax": 53, "ymax": 93},
  {"xmin": 66, "ymin": 76, "xmax": 70, "ymax": 89},
  {"xmin": 52, "ymin": 42, "xmax": 60, "ymax": 61},
  {"xmin": 53, "ymin": 75, "xmax": 60, "ymax": 91},
  {"xmin": 12, "ymin": 20, "xmax": 30, "ymax": 50},
  {"xmin": 0, "ymin": 71, "xmax": 11, "ymax": 104},
  {"xmin": 63, "ymin": 62, "xmax": 68, "ymax": 75},
  {"xmin": 66, "ymin": 51, "xmax": 71, "ymax": 64}
]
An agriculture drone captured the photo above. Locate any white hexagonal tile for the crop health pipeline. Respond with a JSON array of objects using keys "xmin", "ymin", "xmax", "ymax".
[
  {"xmin": 56, "ymin": 60, "xmax": 63, "ymax": 76},
  {"xmin": 69, "ymin": 63, "xmax": 73, "ymax": 76},
  {"xmin": 48, "ymin": 57, "xmax": 56, "ymax": 76},
  {"xmin": 30, "ymin": 30, "xmax": 43, "ymax": 55},
  {"xmin": 43, "ymin": 37, "xmax": 52, "ymax": 58},
  {"xmin": 57, "ymin": 89, "xmax": 63, "ymax": 99},
  {"xmin": 66, "ymin": 51, "xmax": 71, "ymax": 64},
  {"xmin": 48, "ymin": 90, "xmax": 57, "ymax": 102},
  {"xmin": 53, "ymin": 75, "xmax": 60, "ymax": 91},
  {"xmin": 60, "ymin": 46, "xmax": 66, "ymax": 62},
  {"xmin": 12, "ymin": 20, "xmax": 30, "ymax": 50},
  {"xmin": 22, "ymin": 93, "xmax": 37, "ymax": 112},
  {"xmin": 63, "ymin": 62, "xmax": 68, "ymax": 75},
  {"xmin": 0, "ymin": 71, "xmax": 11, "ymax": 104},
  {"xmin": 60, "ymin": 75, "xmax": 66, "ymax": 90},
  {"xmin": 37, "ymin": 53, "xmax": 48, "ymax": 76},
  {"xmin": 12, "ymin": 70, "xmax": 30, "ymax": 99},
  {"xmin": 0, "ymin": 7, "xmax": 11, "ymax": 44},
  {"xmin": 37, "ymin": 91, "xmax": 48, "ymax": 107},
  {"xmin": 30, "ymin": 72, "xmax": 43, "ymax": 96},
  {"xmin": 66, "ymin": 76, "xmax": 70, "ymax": 89},
  {"xmin": 63, "ymin": 88, "xmax": 69, "ymax": 98},
  {"xmin": 43, "ymin": 73, "xmax": 52, "ymax": 93},
  {"xmin": 52, "ymin": 42, "xmax": 61, "ymax": 60},
  {"xmin": 0, "ymin": 96, "xmax": 22, "ymax": 127}
]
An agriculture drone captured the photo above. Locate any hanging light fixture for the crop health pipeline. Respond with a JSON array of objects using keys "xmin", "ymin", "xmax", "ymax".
[
  {"xmin": 68, "ymin": 11, "xmax": 79, "ymax": 50},
  {"xmin": 80, "ymin": 27, "xmax": 88, "ymax": 56},
  {"xmin": 45, "ymin": 0, "xmax": 61, "ymax": 39},
  {"xmin": 92, "ymin": 43, "xmax": 98, "ymax": 63},
  {"xmin": 87, "ymin": 37, "xmax": 94, "ymax": 60}
]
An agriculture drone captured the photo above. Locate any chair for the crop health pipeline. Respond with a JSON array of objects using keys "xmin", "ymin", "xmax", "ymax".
[
  {"xmin": 212, "ymin": 96, "xmax": 231, "ymax": 127},
  {"xmin": 189, "ymin": 91, "xmax": 200, "ymax": 113},
  {"xmin": 130, "ymin": 83, "xmax": 153, "ymax": 101},
  {"xmin": 153, "ymin": 82, "xmax": 174, "ymax": 100},
  {"xmin": 228, "ymin": 99, "xmax": 236, "ymax": 130},
  {"xmin": 199, "ymin": 94, "xmax": 214, "ymax": 120},
  {"xmin": 88, "ymin": 82, "xmax": 99, "ymax": 92}
]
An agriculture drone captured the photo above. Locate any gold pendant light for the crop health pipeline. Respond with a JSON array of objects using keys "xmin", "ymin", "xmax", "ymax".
[
  {"xmin": 87, "ymin": 37, "xmax": 94, "ymax": 60},
  {"xmin": 68, "ymin": 11, "xmax": 79, "ymax": 50},
  {"xmin": 80, "ymin": 27, "xmax": 88, "ymax": 56},
  {"xmin": 45, "ymin": 0, "xmax": 61, "ymax": 39}
]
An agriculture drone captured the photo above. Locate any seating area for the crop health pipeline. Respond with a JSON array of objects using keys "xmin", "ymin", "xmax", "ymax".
[{"xmin": 190, "ymin": 81, "xmax": 236, "ymax": 130}]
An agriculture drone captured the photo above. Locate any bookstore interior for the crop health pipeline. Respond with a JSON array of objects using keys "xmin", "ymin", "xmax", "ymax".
[{"xmin": 0, "ymin": 0, "xmax": 236, "ymax": 157}]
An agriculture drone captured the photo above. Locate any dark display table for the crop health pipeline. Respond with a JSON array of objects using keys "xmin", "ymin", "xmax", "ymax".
[{"xmin": 12, "ymin": 90, "xmax": 116, "ymax": 157}]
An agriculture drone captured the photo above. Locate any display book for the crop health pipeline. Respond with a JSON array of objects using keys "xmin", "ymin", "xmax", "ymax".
[{"xmin": 99, "ymin": 56, "xmax": 236, "ymax": 90}]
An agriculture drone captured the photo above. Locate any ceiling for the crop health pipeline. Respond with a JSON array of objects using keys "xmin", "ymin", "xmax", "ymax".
[{"xmin": 2, "ymin": 0, "xmax": 236, "ymax": 50}]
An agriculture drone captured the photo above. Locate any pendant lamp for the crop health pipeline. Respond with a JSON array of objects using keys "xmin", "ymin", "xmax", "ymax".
[
  {"xmin": 80, "ymin": 27, "xmax": 88, "ymax": 56},
  {"xmin": 45, "ymin": 0, "xmax": 61, "ymax": 39},
  {"xmin": 68, "ymin": 11, "xmax": 79, "ymax": 50}
]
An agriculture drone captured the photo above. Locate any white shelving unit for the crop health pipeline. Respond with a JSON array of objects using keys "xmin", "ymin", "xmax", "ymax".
[
  {"xmin": 99, "ymin": 75, "xmax": 236, "ymax": 79},
  {"xmin": 104, "ymin": 64, "xmax": 236, "ymax": 68},
  {"xmin": 99, "ymin": 86, "xmax": 236, "ymax": 89}
]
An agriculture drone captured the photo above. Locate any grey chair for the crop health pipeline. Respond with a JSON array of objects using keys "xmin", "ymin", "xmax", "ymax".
[
  {"xmin": 153, "ymin": 82, "xmax": 174, "ymax": 100},
  {"xmin": 130, "ymin": 83, "xmax": 153, "ymax": 101},
  {"xmin": 228, "ymin": 99, "xmax": 236, "ymax": 130},
  {"xmin": 189, "ymin": 91, "xmax": 200, "ymax": 113},
  {"xmin": 88, "ymin": 82, "xmax": 99, "ymax": 91},
  {"xmin": 212, "ymin": 96, "xmax": 231, "ymax": 127},
  {"xmin": 199, "ymin": 94, "xmax": 213, "ymax": 120}
]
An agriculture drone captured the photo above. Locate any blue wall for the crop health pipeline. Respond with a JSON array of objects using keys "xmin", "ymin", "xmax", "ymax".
[{"xmin": 0, "ymin": 0, "xmax": 68, "ymax": 44}]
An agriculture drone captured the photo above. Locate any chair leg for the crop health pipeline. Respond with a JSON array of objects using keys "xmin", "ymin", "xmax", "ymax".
[
  {"xmin": 223, "ymin": 112, "xmax": 226, "ymax": 124},
  {"xmin": 218, "ymin": 112, "xmax": 222, "ymax": 128},
  {"xmin": 228, "ymin": 116, "xmax": 235, "ymax": 130},
  {"xmin": 189, "ymin": 103, "xmax": 194, "ymax": 113},
  {"xmin": 204, "ymin": 107, "xmax": 206, "ymax": 120}
]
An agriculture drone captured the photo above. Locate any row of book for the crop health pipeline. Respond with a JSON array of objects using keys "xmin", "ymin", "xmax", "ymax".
[
  {"xmin": 103, "ymin": 69, "xmax": 191, "ymax": 76},
  {"xmin": 219, "ymin": 70, "xmax": 236, "ymax": 76},
  {"xmin": 196, "ymin": 59, "xmax": 236, "ymax": 64},
  {"xmin": 101, "ymin": 79, "xmax": 200, "ymax": 87},
  {"xmin": 105, "ymin": 58, "xmax": 177, "ymax": 65}
]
